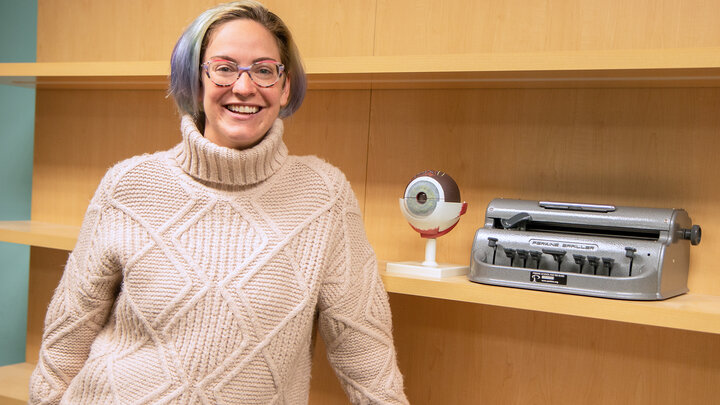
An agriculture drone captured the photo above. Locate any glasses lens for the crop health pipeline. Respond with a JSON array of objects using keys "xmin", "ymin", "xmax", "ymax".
[
  {"xmin": 207, "ymin": 61, "xmax": 239, "ymax": 86},
  {"xmin": 249, "ymin": 62, "xmax": 280, "ymax": 86}
]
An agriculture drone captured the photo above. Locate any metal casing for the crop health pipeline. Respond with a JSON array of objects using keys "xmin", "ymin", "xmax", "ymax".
[{"xmin": 469, "ymin": 199, "xmax": 697, "ymax": 300}]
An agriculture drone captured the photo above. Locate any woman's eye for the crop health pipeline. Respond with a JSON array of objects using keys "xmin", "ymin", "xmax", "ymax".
[
  {"xmin": 253, "ymin": 64, "xmax": 275, "ymax": 75},
  {"xmin": 213, "ymin": 64, "xmax": 235, "ymax": 73}
]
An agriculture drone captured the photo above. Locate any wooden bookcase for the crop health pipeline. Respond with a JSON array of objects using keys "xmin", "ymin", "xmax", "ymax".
[{"xmin": 2, "ymin": 1, "xmax": 720, "ymax": 404}]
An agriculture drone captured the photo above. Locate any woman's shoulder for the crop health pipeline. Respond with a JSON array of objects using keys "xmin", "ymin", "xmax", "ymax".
[
  {"xmin": 98, "ymin": 150, "xmax": 176, "ymax": 193},
  {"xmin": 281, "ymin": 155, "xmax": 359, "ymax": 210},
  {"xmin": 288, "ymin": 154, "xmax": 336, "ymax": 169},
  {"xmin": 285, "ymin": 154, "xmax": 350, "ymax": 188}
]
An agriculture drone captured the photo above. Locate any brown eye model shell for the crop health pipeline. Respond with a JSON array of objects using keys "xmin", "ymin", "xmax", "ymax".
[{"xmin": 406, "ymin": 170, "xmax": 461, "ymax": 203}]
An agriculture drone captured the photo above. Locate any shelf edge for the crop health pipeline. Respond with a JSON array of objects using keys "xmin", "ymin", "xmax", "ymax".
[
  {"xmin": 380, "ymin": 270, "xmax": 720, "ymax": 335},
  {"xmin": 0, "ymin": 221, "xmax": 78, "ymax": 251},
  {"xmin": 2, "ymin": 48, "xmax": 720, "ymax": 89},
  {"xmin": 0, "ymin": 362, "xmax": 33, "ymax": 403}
]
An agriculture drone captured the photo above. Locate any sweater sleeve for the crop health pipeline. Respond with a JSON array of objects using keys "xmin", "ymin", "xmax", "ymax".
[
  {"xmin": 28, "ymin": 168, "xmax": 123, "ymax": 405},
  {"xmin": 317, "ymin": 177, "xmax": 409, "ymax": 405}
]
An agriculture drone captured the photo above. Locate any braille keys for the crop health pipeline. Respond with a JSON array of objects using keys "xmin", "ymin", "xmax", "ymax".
[
  {"xmin": 516, "ymin": 249, "xmax": 529, "ymax": 267},
  {"xmin": 542, "ymin": 248, "xmax": 566, "ymax": 271},
  {"xmin": 602, "ymin": 257, "xmax": 614, "ymax": 276},
  {"xmin": 573, "ymin": 254, "xmax": 586, "ymax": 274},
  {"xmin": 485, "ymin": 239, "xmax": 633, "ymax": 277},
  {"xmin": 504, "ymin": 248, "xmax": 517, "ymax": 267},
  {"xmin": 529, "ymin": 251, "xmax": 542, "ymax": 269},
  {"xmin": 487, "ymin": 237, "xmax": 499, "ymax": 264},
  {"xmin": 625, "ymin": 247, "xmax": 637, "ymax": 276},
  {"xmin": 587, "ymin": 256, "xmax": 600, "ymax": 275}
]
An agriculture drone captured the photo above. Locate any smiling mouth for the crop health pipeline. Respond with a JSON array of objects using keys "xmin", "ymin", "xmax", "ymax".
[{"xmin": 226, "ymin": 104, "xmax": 261, "ymax": 114}]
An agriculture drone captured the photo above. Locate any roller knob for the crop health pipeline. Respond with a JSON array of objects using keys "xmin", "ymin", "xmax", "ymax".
[{"xmin": 681, "ymin": 225, "xmax": 702, "ymax": 246}]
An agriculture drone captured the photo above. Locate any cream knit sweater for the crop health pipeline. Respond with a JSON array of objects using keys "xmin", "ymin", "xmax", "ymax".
[{"xmin": 29, "ymin": 117, "xmax": 408, "ymax": 405}]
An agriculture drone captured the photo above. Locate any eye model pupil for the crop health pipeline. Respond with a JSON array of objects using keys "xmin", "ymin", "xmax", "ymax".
[{"xmin": 416, "ymin": 192, "xmax": 428, "ymax": 204}]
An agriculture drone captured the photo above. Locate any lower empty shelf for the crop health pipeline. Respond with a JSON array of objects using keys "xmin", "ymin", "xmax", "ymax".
[
  {"xmin": 0, "ymin": 362, "xmax": 33, "ymax": 404},
  {"xmin": 0, "ymin": 221, "xmax": 78, "ymax": 251}
]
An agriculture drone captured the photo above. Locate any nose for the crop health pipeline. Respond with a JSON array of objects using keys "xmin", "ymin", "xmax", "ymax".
[{"xmin": 231, "ymin": 71, "xmax": 256, "ymax": 96}]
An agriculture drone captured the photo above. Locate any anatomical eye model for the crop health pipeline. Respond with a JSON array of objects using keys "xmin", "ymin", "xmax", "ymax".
[
  {"xmin": 387, "ymin": 170, "xmax": 469, "ymax": 278},
  {"xmin": 400, "ymin": 170, "xmax": 467, "ymax": 239}
]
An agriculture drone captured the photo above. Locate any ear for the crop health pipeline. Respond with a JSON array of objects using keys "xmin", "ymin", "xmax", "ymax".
[{"xmin": 280, "ymin": 75, "xmax": 291, "ymax": 107}]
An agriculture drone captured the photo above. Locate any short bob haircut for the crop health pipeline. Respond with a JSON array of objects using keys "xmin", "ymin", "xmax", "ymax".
[{"xmin": 169, "ymin": 0, "xmax": 306, "ymax": 131}]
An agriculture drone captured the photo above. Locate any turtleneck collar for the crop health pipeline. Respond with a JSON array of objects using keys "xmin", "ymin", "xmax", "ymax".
[{"xmin": 173, "ymin": 115, "xmax": 289, "ymax": 187}]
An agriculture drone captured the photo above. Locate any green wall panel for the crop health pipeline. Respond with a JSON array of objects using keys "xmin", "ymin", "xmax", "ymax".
[{"xmin": 0, "ymin": 0, "xmax": 38, "ymax": 366}]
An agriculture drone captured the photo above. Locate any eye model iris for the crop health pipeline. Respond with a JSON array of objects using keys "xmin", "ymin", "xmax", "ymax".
[{"xmin": 405, "ymin": 180, "xmax": 438, "ymax": 217}]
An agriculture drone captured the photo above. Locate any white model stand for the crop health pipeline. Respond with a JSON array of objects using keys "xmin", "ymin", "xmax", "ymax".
[{"xmin": 386, "ymin": 238, "xmax": 469, "ymax": 278}]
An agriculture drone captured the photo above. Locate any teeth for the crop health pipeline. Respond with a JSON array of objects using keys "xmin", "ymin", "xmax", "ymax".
[{"xmin": 227, "ymin": 105, "xmax": 260, "ymax": 114}]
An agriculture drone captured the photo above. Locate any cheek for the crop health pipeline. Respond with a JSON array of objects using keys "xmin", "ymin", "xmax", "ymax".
[{"xmin": 201, "ymin": 85, "xmax": 224, "ymax": 112}]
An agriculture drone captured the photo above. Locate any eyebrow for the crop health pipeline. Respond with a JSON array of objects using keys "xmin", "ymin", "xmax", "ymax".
[{"xmin": 207, "ymin": 55, "xmax": 280, "ymax": 64}]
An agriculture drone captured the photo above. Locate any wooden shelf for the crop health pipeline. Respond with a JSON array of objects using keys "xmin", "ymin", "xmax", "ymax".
[
  {"xmin": 0, "ymin": 221, "xmax": 78, "ymax": 251},
  {"xmin": 2, "ymin": 220, "xmax": 719, "ymax": 335},
  {"xmin": 380, "ymin": 269, "xmax": 720, "ymax": 335},
  {"xmin": 0, "ymin": 61, "xmax": 169, "ymax": 90},
  {"xmin": 0, "ymin": 362, "xmax": 33, "ymax": 404},
  {"xmin": 2, "ymin": 47, "xmax": 720, "ymax": 89}
]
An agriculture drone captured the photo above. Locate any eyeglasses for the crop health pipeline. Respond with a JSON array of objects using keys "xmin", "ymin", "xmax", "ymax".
[{"xmin": 201, "ymin": 59, "xmax": 285, "ymax": 88}]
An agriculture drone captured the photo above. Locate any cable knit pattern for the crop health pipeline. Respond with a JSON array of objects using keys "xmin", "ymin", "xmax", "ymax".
[{"xmin": 28, "ymin": 116, "xmax": 408, "ymax": 405}]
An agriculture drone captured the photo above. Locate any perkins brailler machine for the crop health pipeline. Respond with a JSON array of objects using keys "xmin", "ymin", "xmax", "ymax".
[{"xmin": 469, "ymin": 199, "xmax": 702, "ymax": 300}]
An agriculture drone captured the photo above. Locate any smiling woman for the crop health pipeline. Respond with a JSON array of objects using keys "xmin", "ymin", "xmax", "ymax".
[
  {"xmin": 199, "ymin": 19, "xmax": 290, "ymax": 149},
  {"xmin": 27, "ymin": 1, "xmax": 408, "ymax": 404},
  {"xmin": 169, "ymin": 0, "xmax": 306, "ymax": 132}
]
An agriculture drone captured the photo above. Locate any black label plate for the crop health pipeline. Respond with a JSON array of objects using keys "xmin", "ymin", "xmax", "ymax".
[{"xmin": 530, "ymin": 272, "xmax": 567, "ymax": 285}]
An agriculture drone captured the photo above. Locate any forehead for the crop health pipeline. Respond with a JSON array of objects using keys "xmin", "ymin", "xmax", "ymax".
[{"xmin": 204, "ymin": 18, "xmax": 281, "ymax": 61}]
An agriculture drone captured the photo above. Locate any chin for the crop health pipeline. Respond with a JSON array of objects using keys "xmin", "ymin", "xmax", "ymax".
[{"xmin": 206, "ymin": 121, "xmax": 267, "ymax": 149}]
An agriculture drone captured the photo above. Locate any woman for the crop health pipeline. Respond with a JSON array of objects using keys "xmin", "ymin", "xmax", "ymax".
[{"xmin": 29, "ymin": 1, "xmax": 408, "ymax": 404}]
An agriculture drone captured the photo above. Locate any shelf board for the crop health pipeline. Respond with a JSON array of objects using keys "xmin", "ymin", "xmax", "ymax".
[
  {"xmin": 2, "ymin": 48, "xmax": 720, "ymax": 89},
  {"xmin": 2, "ymin": 220, "xmax": 718, "ymax": 335},
  {"xmin": 0, "ymin": 362, "xmax": 33, "ymax": 404},
  {"xmin": 0, "ymin": 221, "xmax": 78, "ymax": 251},
  {"xmin": 380, "ymin": 269, "xmax": 720, "ymax": 335}
]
